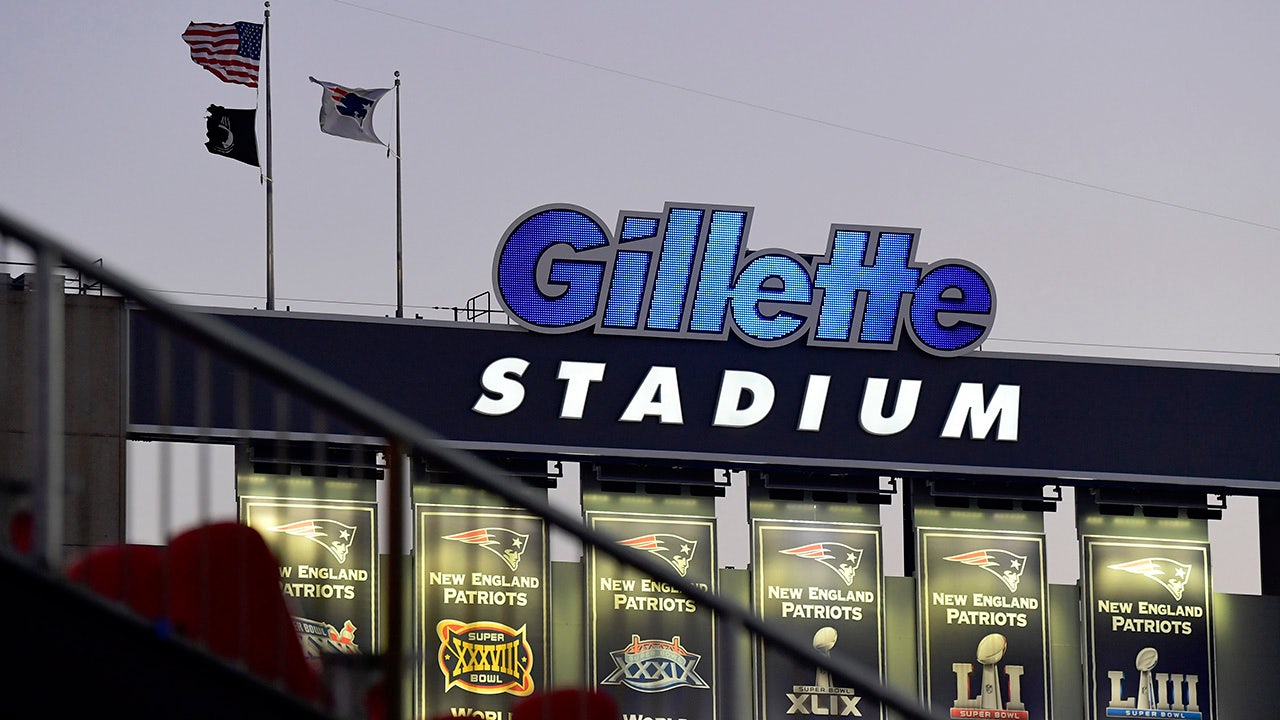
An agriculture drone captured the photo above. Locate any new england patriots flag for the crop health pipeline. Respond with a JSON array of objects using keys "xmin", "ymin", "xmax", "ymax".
[{"xmin": 309, "ymin": 77, "xmax": 390, "ymax": 145}]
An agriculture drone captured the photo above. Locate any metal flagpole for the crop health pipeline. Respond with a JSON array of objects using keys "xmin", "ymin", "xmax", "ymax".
[
  {"xmin": 264, "ymin": 2, "xmax": 275, "ymax": 311},
  {"xmin": 394, "ymin": 70, "xmax": 403, "ymax": 318}
]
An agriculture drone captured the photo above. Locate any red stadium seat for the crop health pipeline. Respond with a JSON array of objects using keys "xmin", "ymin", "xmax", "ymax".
[
  {"xmin": 165, "ymin": 522, "xmax": 328, "ymax": 708},
  {"xmin": 65, "ymin": 542, "xmax": 167, "ymax": 622}
]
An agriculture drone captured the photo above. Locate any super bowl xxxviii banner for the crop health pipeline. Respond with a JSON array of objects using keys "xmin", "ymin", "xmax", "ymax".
[
  {"xmin": 751, "ymin": 518, "xmax": 885, "ymax": 720},
  {"xmin": 584, "ymin": 489, "xmax": 719, "ymax": 720},
  {"xmin": 917, "ymin": 528, "xmax": 1051, "ymax": 720},
  {"xmin": 415, "ymin": 483, "xmax": 550, "ymax": 720},
  {"xmin": 239, "ymin": 495, "xmax": 378, "ymax": 659},
  {"xmin": 1081, "ymin": 536, "xmax": 1215, "ymax": 720}
]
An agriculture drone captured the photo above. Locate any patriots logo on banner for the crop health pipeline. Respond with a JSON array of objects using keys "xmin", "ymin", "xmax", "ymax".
[
  {"xmin": 944, "ymin": 548, "xmax": 1028, "ymax": 593},
  {"xmin": 618, "ymin": 534, "xmax": 697, "ymax": 577},
  {"xmin": 1108, "ymin": 557, "xmax": 1194, "ymax": 601},
  {"xmin": 442, "ymin": 527, "xmax": 530, "ymax": 572},
  {"xmin": 269, "ymin": 518, "xmax": 357, "ymax": 563},
  {"xmin": 779, "ymin": 542, "xmax": 863, "ymax": 586}
]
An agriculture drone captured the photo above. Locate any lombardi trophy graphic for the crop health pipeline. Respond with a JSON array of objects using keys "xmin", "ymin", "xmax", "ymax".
[
  {"xmin": 1135, "ymin": 647, "xmax": 1158, "ymax": 710},
  {"xmin": 976, "ymin": 633, "xmax": 1006, "ymax": 709},
  {"xmin": 813, "ymin": 626, "xmax": 837, "ymax": 688}
]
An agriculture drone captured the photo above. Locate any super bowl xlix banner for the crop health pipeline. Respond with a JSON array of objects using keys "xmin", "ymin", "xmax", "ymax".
[
  {"xmin": 917, "ymin": 528, "xmax": 1051, "ymax": 720},
  {"xmin": 585, "ymin": 502, "xmax": 718, "ymax": 720},
  {"xmin": 416, "ymin": 502, "xmax": 550, "ymax": 720},
  {"xmin": 751, "ymin": 519, "xmax": 885, "ymax": 720},
  {"xmin": 240, "ymin": 496, "xmax": 378, "ymax": 658},
  {"xmin": 1081, "ymin": 536, "xmax": 1215, "ymax": 720}
]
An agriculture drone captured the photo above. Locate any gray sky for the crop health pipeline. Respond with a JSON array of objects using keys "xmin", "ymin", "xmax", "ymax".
[{"xmin": 4, "ymin": 1, "xmax": 1273, "ymax": 591}]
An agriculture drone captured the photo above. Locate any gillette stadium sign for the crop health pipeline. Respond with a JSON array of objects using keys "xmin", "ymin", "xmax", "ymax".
[
  {"xmin": 493, "ymin": 203, "xmax": 995, "ymax": 357},
  {"xmin": 128, "ymin": 199, "xmax": 1280, "ymax": 490}
]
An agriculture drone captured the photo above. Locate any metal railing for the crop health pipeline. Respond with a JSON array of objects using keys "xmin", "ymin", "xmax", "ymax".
[{"xmin": 0, "ymin": 204, "xmax": 941, "ymax": 720}]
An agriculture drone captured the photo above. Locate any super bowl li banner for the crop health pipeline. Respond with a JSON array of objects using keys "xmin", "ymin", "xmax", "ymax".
[
  {"xmin": 240, "ymin": 495, "xmax": 378, "ymax": 659},
  {"xmin": 585, "ymin": 499, "xmax": 719, "ymax": 720},
  {"xmin": 751, "ymin": 519, "xmax": 885, "ymax": 720},
  {"xmin": 415, "ymin": 499, "xmax": 551, "ymax": 720},
  {"xmin": 1081, "ymin": 536, "xmax": 1215, "ymax": 720},
  {"xmin": 917, "ymin": 528, "xmax": 1051, "ymax": 720}
]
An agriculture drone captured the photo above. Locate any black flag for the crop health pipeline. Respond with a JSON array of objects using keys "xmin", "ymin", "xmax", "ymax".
[{"xmin": 204, "ymin": 105, "xmax": 259, "ymax": 167}]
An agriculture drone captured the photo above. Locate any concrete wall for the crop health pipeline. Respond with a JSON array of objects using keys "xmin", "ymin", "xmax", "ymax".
[{"xmin": 1, "ymin": 279, "xmax": 126, "ymax": 559}]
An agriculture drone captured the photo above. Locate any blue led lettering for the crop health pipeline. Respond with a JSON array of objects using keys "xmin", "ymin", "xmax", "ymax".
[
  {"xmin": 728, "ymin": 254, "xmax": 812, "ymax": 342},
  {"xmin": 494, "ymin": 207, "xmax": 609, "ymax": 331},
  {"xmin": 493, "ymin": 202, "xmax": 996, "ymax": 356},
  {"xmin": 689, "ymin": 210, "xmax": 748, "ymax": 335},
  {"xmin": 812, "ymin": 229, "xmax": 920, "ymax": 345},
  {"xmin": 601, "ymin": 214, "xmax": 660, "ymax": 330},
  {"xmin": 645, "ymin": 208, "xmax": 704, "ymax": 332},
  {"xmin": 602, "ymin": 251, "xmax": 650, "ymax": 329},
  {"xmin": 909, "ymin": 263, "xmax": 993, "ymax": 353}
]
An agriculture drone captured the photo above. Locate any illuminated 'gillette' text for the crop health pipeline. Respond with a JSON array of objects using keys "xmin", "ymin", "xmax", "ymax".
[{"xmin": 494, "ymin": 204, "xmax": 995, "ymax": 356}]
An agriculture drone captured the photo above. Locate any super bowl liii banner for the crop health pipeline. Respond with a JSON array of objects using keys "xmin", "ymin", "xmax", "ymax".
[
  {"xmin": 917, "ymin": 528, "xmax": 1051, "ymax": 720},
  {"xmin": 751, "ymin": 519, "xmax": 885, "ymax": 720},
  {"xmin": 585, "ymin": 505, "xmax": 719, "ymax": 720},
  {"xmin": 416, "ymin": 503, "xmax": 550, "ymax": 720},
  {"xmin": 240, "ymin": 496, "xmax": 378, "ymax": 659},
  {"xmin": 1081, "ymin": 536, "xmax": 1215, "ymax": 720}
]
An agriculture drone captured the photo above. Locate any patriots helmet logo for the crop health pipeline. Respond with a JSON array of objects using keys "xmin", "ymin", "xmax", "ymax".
[
  {"xmin": 779, "ymin": 542, "xmax": 863, "ymax": 585},
  {"xmin": 618, "ymin": 534, "xmax": 697, "ymax": 577},
  {"xmin": 944, "ymin": 548, "xmax": 1028, "ymax": 593},
  {"xmin": 442, "ymin": 527, "xmax": 530, "ymax": 572},
  {"xmin": 1108, "ymin": 557, "xmax": 1193, "ymax": 601},
  {"xmin": 331, "ymin": 88, "xmax": 375, "ymax": 122},
  {"xmin": 269, "ymin": 518, "xmax": 357, "ymax": 563}
]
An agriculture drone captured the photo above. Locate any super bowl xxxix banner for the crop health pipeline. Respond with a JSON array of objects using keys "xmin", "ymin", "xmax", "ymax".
[
  {"xmin": 751, "ymin": 518, "xmax": 885, "ymax": 720},
  {"xmin": 917, "ymin": 528, "xmax": 1051, "ymax": 720},
  {"xmin": 239, "ymin": 493, "xmax": 379, "ymax": 659},
  {"xmin": 584, "ymin": 489, "xmax": 719, "ymax": 720},
  {"xmin": 1081, "ymin": 536, "xmax": 1215, "ymax": 720},
  {"xmin": 415, "ymin": 483, "xmax": 551, "ymax": 720}
]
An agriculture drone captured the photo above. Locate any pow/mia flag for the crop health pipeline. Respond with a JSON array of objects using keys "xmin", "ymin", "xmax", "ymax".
[{"xmin": 204, "ymin": 104, "xmax": 259, "ymax": 167}]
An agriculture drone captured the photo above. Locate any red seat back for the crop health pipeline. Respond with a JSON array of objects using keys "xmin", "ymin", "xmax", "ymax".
[
  {"xmin": 65, "ymin": 543, "xmax": 167, "ymax": 622},
  {"xmin": 166, "ymin": 522, "xmax": 326, "ymax": 707}
]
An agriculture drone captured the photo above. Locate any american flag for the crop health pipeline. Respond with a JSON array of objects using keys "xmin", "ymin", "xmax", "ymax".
[{"xmin": 182, "ymin": 21, "xmax": 262, "ymax": 88}]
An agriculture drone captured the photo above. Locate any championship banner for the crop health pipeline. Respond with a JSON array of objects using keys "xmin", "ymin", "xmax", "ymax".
[
  {"xmin": 751, "ymin": 518, "xmax": 885, "ymax": 720},
  {"xmin": 239, "ymin": 495, "xmax": 378, "ymax": 660},
  {"xmin": 917, "ymin": 528, "xmax": 1051, "ymax": 720},
  {"xmin": 415, "ymin": 495, "xmax": 551, "ymax": 720},
  {"xmin": 584, "ymin": 493, "xmax": 719, "ymax": 720},
  {"xmin": 1081, "ymin": 536, "xmax": 1215, "ymax": 720}
]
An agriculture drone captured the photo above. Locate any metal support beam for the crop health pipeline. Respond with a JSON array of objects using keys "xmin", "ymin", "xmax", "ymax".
[{"xmin": 31, "ymin": 249, "xmax": 64, "ymax": 569}]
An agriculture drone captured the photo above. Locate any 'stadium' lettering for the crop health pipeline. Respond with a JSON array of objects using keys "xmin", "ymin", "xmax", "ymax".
[{"xmin": 493, "ymin": 203, "xmax": 995, "ymax": 358}]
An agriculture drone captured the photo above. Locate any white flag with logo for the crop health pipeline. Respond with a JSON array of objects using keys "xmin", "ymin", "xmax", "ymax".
[{"xmin": 309, "ymin": 76, "xmax": 390, "ymax": 145}]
